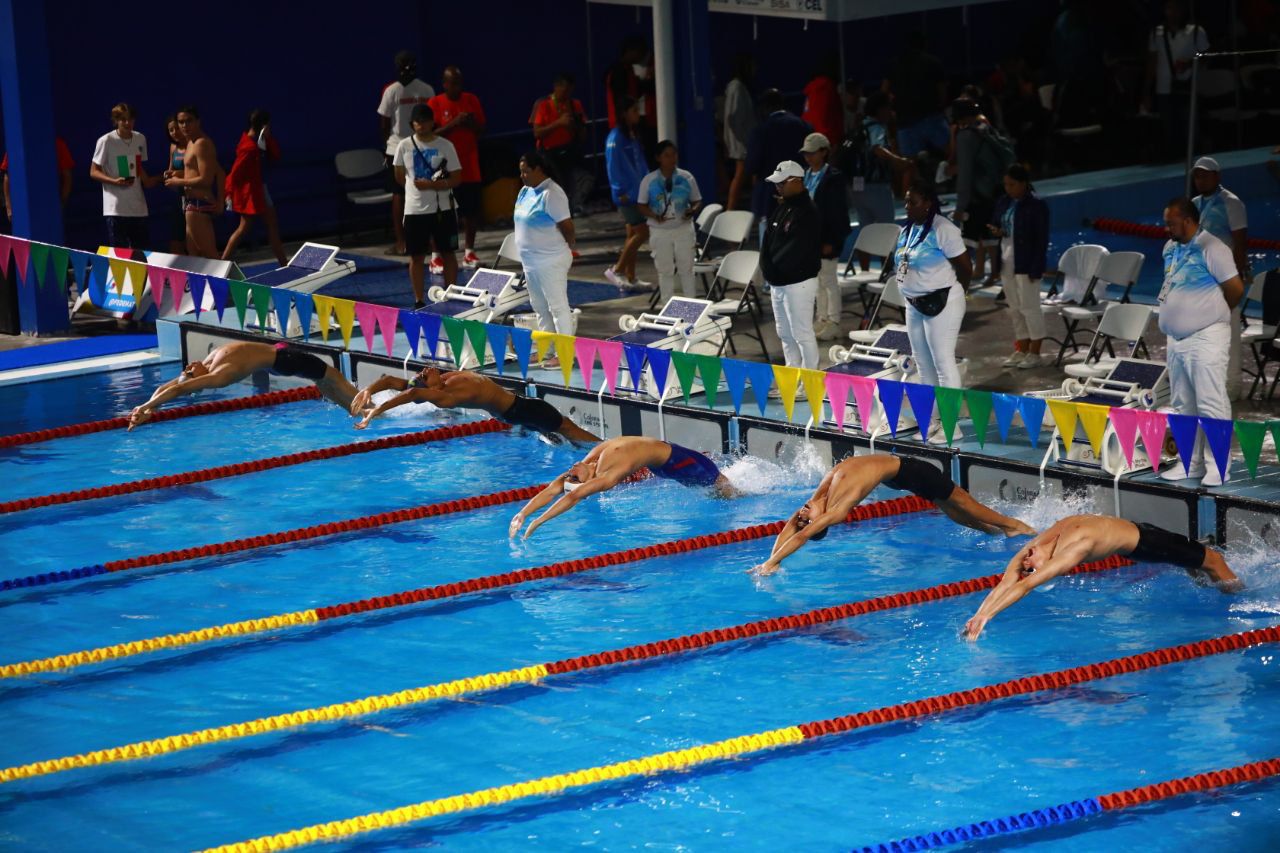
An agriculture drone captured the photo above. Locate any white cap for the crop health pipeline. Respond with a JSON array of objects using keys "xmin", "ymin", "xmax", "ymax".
[
  {"xmin": 1192, "ymin": 156, "xmax": 1220, "ymax": 173},
  {"xmin": 766, "ymin": 160, "xmax": 805, "ymax": 183},
  {"xmin": 800, "ymin": 132, "xmax": 830, "ymax": 153}
]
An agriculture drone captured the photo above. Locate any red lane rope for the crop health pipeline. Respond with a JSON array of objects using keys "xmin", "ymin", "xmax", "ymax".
[
  {"xmin": 0, "ymin": 386, "xmax": 321, "ymax": 449},
  {"xmin": 1098, "ymin": 757, "xmax": 1280, "ymax": 811},
  {"xmin": 1091, "ymin": 216, "xmax": 1280, "ymax": 251},
  {"xmin": 0, "ymin": 419, "xmax": 510, "ymax": 515}
]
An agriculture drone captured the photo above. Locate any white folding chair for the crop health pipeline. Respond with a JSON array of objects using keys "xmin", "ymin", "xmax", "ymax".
[
  {"xmin": 693, "ymin": 211, "xmax": 755, "ymax": 298},
  {"xmin": 645, "ymin": 203, "xmax": 726, "ymax": 311},
  {"xmin": 1044, "ymin": 244, "xmax": 1109, "ymax": 303},
  {"xmin": 706, "ymin": 250, "xmax": 770, "ymax": 360},
  {"xmin": 1053, "ymin": 250, "xmax": 1144, "ymax": 366},
  {"xmin": 840, "ymin": 223, "xmax": 903, "ymax": 314},
  {"xmin": 1063, "ymin": 302, "xmax": 1154, "ymax": 380},
  {"xmin": 849, "ymin": 278, "xmax": 908, "ymax": 344},
  {"xmin": 493, "ymin": 232, "xmax": 526, "ymax": 287},
  {"xmin": 1243, "ymin": 270, "xmax": 1280, "ymax": 398},
  {"xmin": 335, "ymin": 149, "xmax": 393, "ymax": 243}
]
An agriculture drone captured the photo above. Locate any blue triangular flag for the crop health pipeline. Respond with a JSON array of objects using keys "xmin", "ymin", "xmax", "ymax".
[
  {"xmin": 206, "ymin": 276, "xmax": 230, "ymax": 321},
  {"xmin": 1018, "ymin": 396, "xmax": 1047, "ymax": 448},
  {"xmin": 508, "ymin": 326, "xmax": 533, "ymax": 378},
  {"xmin": 720, "ymin": 358, "xmax": 750, "ymax": 415},
  {"xmin": 992, "ymin": 393, "xmax": 1020, "ymax": 443},
  {"xmin": 904, "ymin": 382, "xmax": 935, "ymax": 432},
  {"xmin": 68, "ymin": 251, "xmax": 91, "ymax": 296},
  {"xmin": 399, "ymin": 310, "xmax": 424, "ymax": 356},
  {"xmin": 623, "ymin": 343, "xmax": 648, "ymax": 392},
  {"xmin": 645, "ymin": 348, "xmax": 671, "ymax": 397},
  {"xmin": 271, "ymin": 288, "xmax": 293, "ymax": 336},
  {"xmin": 89, "ymin": 253, "xmax": 111, "ymax": 298},
  {"xmin": 743, "ymin": 361, "xmax": 775, "ymax": 416},
  {"xmin": 420, "ymin": 313, "xmax": 443, "ymax": 361},
  {"xmin": 292, "ymin": 292, "xmax": 314, "ymax": 340},
  {"xmin": 1167, "ymin": 413, "xmax": 1200, "ymax": 473},
  {"xmin": 486, "ymin": 324, "xmax": 510, "ymax": 375},
  {"xmin": 877, "ymin": 379, "xmax": 904, "ymax": 437},
  {"xmin": 188, "ymin": 274, "xmax": 208, "ymax": 319},
  {"xmin": 1198, "ymin": 417, "xmax": 1233, "ymax": 481}
]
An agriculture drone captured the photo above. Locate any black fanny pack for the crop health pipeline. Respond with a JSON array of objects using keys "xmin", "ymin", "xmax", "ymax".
[{"xmin": 906, "ymin": 287, "xmax": 950, "ymax": 317}]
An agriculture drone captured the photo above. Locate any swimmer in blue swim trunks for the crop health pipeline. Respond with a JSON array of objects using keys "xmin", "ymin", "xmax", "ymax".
[{"xmin": 510, "ymin": 435, "xmax": 739, "ymax": 539}]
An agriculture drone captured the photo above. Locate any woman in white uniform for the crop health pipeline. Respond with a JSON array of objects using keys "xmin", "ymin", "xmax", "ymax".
[
  {"xmin": 894, "ymin": 181, "xmax": 972, "ymax": 438},
  {"xmin": 636, "ymin": 140, "xmax": 702, "ymax": 301},
  {"xmin": 514, "ymin": 152, "xmax": 576, "ymax": 352}
]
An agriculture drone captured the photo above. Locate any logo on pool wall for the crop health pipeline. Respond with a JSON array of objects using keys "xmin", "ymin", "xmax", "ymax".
[
  {"xmin": 566, "ymin": 404, "xmax": 603, "ymax": 430},
  {"xmin": 997, "ymin": 478, "xmax": 1041, "ymax": 504}
]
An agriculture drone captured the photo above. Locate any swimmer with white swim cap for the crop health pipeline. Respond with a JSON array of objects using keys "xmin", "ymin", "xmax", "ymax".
[{"xmin": 962, "ymin": 514, "xmax": 1240, "ymax": 640}]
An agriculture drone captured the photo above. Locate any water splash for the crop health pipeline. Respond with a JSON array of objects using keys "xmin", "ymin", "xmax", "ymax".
[{"xmin": 720, "ymin": 444, "xmax": 828, "ymax": 495}]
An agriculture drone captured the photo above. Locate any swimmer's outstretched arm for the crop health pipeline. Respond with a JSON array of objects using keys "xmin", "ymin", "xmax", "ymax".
[
  {"xmin": 350, "ymin": 375, "xmax": 410, "ymax": 415},
  {"xmin": 757, "ymin": 506, "xmax": 848, "ymax": 575},
  {"xmin": 520, "ymin": 470, "xmax": 626, "ymax": 540},
  {"xmin": 509, "ymin": 477, "xmax": 568, "ymax": 538},
  {"xmin": 963, "ymin": 538, "xmax": 1087, "ymax": 640},
  {"xmin": 128, "ymin": 369, "xmax": 236, "ymax": 430},
  {"xmin": 354, "ymin": 387, "xmax": 452, "ymax": 429}
]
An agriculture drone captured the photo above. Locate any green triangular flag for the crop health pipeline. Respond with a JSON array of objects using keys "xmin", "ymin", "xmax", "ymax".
[
  {"xmin": 464, "ymin": 320, "xmax": 488, "ymax": 365},
  {"xmin": 696, "ymin": 354, "xmax": 722, "ymax": 409},
  {"xmin": 1235, "ymin": 420, "xmax": 1267, "ymax": 478},
  {"xmin": 250, "ymin": 284, "xmax": 272, "ymax": 329},
  {"xmin": 935, "ymin": 386, "xmax": 963, "ymax": 446},
  {"xmin": 670, "ymin": 350, "xmax": 699, "ymax": 405},
  {"xmin": 964, "ymin": 389, "xmax": 993, "ymax": 447},
  {"xmin": 48, "ymin": 246, "xmax": 70, "ymax": 293},
  {"xmin": 28, "ymin": 243, "xmax": 50, "ymax": 289},
  {"xmin": 441, "ymin": 315, "xmax": 467, "ymax": 366},
  {"xmin": 228, "ymin": 280, "xmax": 251, "ymax": 328}
]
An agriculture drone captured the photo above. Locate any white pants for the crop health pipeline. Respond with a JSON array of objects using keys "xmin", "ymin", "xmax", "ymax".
[
  {"xmin": 649, "ymin": 225, "xmax": 697, "ymax": 301},
  {"xmin": 770, "ymin": 277, "xmax": 819, "ymax": 369},
  {"xmin": 814, "ymin": 257, "xmax": 841, "ymax": 326},
  {"xmin": 1002, "ymin": 271, "xmax": 1046, "ymax": 340},
  {"xmin": 1227, "ymin": 301, "xmax": 1242, "ymax": 401},
  {"xmin": 1167, "ymin": 321, "xmax": 1232, "ymax": 468},
  {"xmin": 905, "ymin": 282, "xmax": 966, "ymax": 388},
  {"xmin": 522, "ymin": 251, "xmax": 574, "ymax": 334}
]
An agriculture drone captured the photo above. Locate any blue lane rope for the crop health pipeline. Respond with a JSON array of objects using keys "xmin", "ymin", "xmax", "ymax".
[{"xmin": 854, "ymin": 798, "xmax": 1103, "ymax": 851}]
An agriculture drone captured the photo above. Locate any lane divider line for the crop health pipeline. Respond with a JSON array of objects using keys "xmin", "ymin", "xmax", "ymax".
[
  {"xmin": 0, "ymin": 551, "xmax": 1131, "ymax": 782},
  {"xmin": 196, "ymin": 625, "xmax": 1280, "ymax": 852},
  {"xmin": 0, "ymin": 496, "xmax": 933, "ymax": 677}
]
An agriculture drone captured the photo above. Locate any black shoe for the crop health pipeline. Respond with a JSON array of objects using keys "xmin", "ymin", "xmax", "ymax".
[{"xmin": 413, "ymin": 301, "xmax": 426, "ymax": 310}]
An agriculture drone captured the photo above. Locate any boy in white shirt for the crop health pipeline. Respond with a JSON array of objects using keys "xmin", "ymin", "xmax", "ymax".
[
  {"xmin": 378, "ymin": 51, "xmax": 435, "ymax": 256},
  {"xmin": 89, "ymin": 103, "xmax": 161, "ymax": 248},
  {"xmin": 394, "ymin": 104, "xmax": 460, "ymax": 310}
]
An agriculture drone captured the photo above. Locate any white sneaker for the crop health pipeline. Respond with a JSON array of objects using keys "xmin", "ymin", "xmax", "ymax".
[
  {"xmin": 604, "ymin": 267, "xmax": 627, "ymax": 287},
  {"xmin": 429, "ymin": 254, "xmax": 444, "ymax": 274},
  {"xmin": 629, "ymin": 277, "xmax": 656, "ymax": 290},
  {"xmin": 1017, "ymin": 353, "xmax": 1045, "ymax": 369},
  {"xmin": 462, "ymin": 250, "xmax": 480, "ymax": 269},
  {"xmin": 1159, "ymin": 461, "xmax": 1206, "ymax": 481},
  {"xmin": 815, "ymin": 321, "xmax": 841, "ymax": 341},
  {"xmin": 926, "ymin": 422, "xmax": 949, "ymax": 446},
  {"xmin": 1201, "ymin": 465, "xmax": 1230, "ymax": 487},
  {"xmin": 1002, "ymin": 351, "xmax": 1026, "ymax": 367}
]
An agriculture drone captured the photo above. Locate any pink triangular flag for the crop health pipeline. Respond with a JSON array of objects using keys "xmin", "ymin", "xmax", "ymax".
[
  {"xmin": 597, "ymin": 340, "xmax": 623, "ymax": 395},
  {"xmin": 573, "ymin": 337, "xmax": 600, "ymax": 390},
  {"xmin": 354, "ymin": 301, "xmax": 380, "ymax": 352},
  {"xmin": 825, "ymin": 373, "xmax": 853, "ymax": 432},
  {"xmin": 373, "ymin": 305, "xmax": 399, "ymax": 356},
  {"xmin": 1135, "ymin": 409, "xmax": 1169, "ymax": 467},
  {"xmin": 0, "ymin": 235, "xmax": 12, "ymax": 278},
  {"xmin": 1107, "ymin": 407, "xmax": 1140, "ymax": 468},
  {"xmin": 148, "ymin": 266, "xmax": 169, "ymax": 310},
  {"xmin": 849, "ymin": 375, "xmax": 877, "ymax": 434},
  {"xmin": 9, "ymin": 238, "xmax": 31, "ymax": 285},
  {"xmin": 167, "ymin": 269, "xmax": 188, "ymax": 314}
]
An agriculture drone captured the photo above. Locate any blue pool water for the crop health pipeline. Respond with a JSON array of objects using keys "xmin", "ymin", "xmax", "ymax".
[{"xmin": 2, "ymin": 370, "xmax": 1279, "ymax": 851}]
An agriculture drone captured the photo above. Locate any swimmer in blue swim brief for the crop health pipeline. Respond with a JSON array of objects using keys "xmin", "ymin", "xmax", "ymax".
[{"xmin": 509, "ymin": 435, "xmax": 739, "ymax": 540}]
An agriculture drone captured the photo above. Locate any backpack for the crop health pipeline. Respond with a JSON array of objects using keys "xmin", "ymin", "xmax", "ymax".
[{"xmin": 836, "ymin": 118, "xmax": 890, "ymax": 185}]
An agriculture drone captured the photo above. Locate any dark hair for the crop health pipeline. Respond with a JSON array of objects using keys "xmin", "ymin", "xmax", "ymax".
[
  {"xmin": 810, "ymin": 526, "xmax": 829, "ymax": 542},
  {"xmin": 177, "ymin": 104, "xmax": 200, "ymax": 119},
  {"xmin": 1005, "ymin": 163, "xmax": 1032, "ymax": 185},
  {"xmin": 759, "ymin": 88, "xmax": 784, "ymax": 113},
  {"xmin": 553, "ymin": 71, "xmax": 575, "ymax": 86},
  {"xmin": 654, "ymin": 139, "xmax": 677, "ymax": 159},
  {"xmin": 246, "ymin": 109, "xmax": 270, "ymax": 133},
  {"xmin": 950, "ymin": 98, "xmax": 981, "ymax": 120},
  {"xmin": 410, "ymin": 103, "xmax": 434, "ymax": 125},
  {"xmin": 520, "ymin": 150, "xmax": 548, "ymax": 173},
  {"xmin": 906, "ymin": 180, "xmax": 943, "ymax": 238},
  {"xmin": 1166, "ymin": 196, "xmax": 1200, "ymax": 222},
  {"xmin": 395, "ymin": 50, "xmax": 415, "ymax": 69},
  {"xmin": 864, "ymin": 91, "xmax": 891, "ymax": 118},
  {"xmin": 165, "ymin": 113, "xmax": 180, "ymax": 143},
  {"xmin": 110, "ymin": 102, "xmax": 136, "ymax": 122}
]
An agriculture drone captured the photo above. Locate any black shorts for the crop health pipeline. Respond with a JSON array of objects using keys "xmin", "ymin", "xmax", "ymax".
[
  {"xmin": 271, "ymin": 343, "xmax": 329, "ymax": 382},
  {"xmin": 962, "ymin": 197, "xmax": 996, "ymax": 244},
  {"xmin": 885, "ymin": 456, "xmax": 956, "ymax": 502},
  {"xmin": 1130, "ymin": 522, "xmax": 1206, "ymax": 570},
  {"xmin": 500, "ymin": 395, "xmax": 564, "ymax": 434},
  {"xmin": 453, "ymin": 183, "xmax": 481, "ymax": 218},
  {"xmin": 404, "ymin": 210, "xmax": 460, "ymax": 257},
  {"xmin": 384, "ymin": 156, "xmax": 405, "ymax": 197}
]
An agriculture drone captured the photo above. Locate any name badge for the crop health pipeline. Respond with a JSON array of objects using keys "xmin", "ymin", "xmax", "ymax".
[{"xmin": 851, "ymin": 177, "xmax": 866, "ymax": 192}]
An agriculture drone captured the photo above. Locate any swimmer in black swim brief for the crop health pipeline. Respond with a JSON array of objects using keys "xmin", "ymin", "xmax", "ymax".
[
  {"xmin": 756, "ymin": 454, "xmax": 1034, "ymax": 575},
  {"xmin": 963, "ymin": 514, "xmax": 1241, "ymax": 640}
]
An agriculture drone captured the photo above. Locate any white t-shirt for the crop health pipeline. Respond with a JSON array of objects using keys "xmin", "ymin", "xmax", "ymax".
[
  {"xmin": 637, "ymin": 168, "xmax": 701, "ymax": 230},
  {"xmin": 1158, "ymin": 229, "xmax": 1237, "ymax": 339},
  {"xmin": 1192, "ymin": 187, "xmax": 1247, "ymax": 248},
  {"xmin": 92, "ymin": 130, "xmax": 148, "ymax": 217},
  {"xmin": 395, "ymin": 134, "xmax": 459, "ymax": 215},
  {"xmin": 1148, "ymin": 24, "xmax": 1209, "ymax": 95},
  {"xmin": 513, "ymin": 178, "xmax": 572, "ymax": 262},
  {"xmin": 894, "ymin": 215, "xmax": 966, "ymax": 297},
  {"xmin": 378, "ymin": 79, "xmax": 436, "ymax": 156}
]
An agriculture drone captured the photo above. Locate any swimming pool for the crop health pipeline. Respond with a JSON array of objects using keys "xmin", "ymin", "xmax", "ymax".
[{"xmin": 2, "ymin": 368, "xmax": 1279, "ymax": 851}]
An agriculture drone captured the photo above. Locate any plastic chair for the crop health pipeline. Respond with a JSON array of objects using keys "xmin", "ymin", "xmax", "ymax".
[
  {"xmin": 335, "ymin": 149, "xmax": 392, "ymax": 243},
  {"xmin": 706, "ymin": 250, "xmax": 770, "ymax": 360},
  {"xmin": 1053, "ymin": 251, "xmax": 1144, "ymax": 366},
  {"xmin": 644, "ymin": 204, "xmax": 726, "ymax": 312},
  {"xmin": 1044, "ymin": 244, "xmax": 1109, "ymax": 303},
  {"xmin": 693, "ymin": 211, "xmax": 755, "ymax": 298},
  {"xmin": 493, "ymin": 232, "xmax": 526, "ymax": 287},
  {"xmin": 849, "ymin": 278, "xmax": 908, "ymax": 343},
  {"xmin": 840, "ymin": 223, "xmax": 903, "ymax": 313},
  {"xmin": 1062, "ymin": 302, "xmax": 1154, "ymax": 380},
  {"xmin": 1244, "ymin": 269, "xmax": 1280, "ymax": 398}
]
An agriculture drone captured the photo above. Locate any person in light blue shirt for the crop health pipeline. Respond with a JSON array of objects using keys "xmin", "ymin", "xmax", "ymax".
[
  {"xmin": 1157, "ymin": 197, "xmax": 1243, "ymax": 487},
  {"xmin": 603, "ymin": 97, "xmax": 650, "ymax": 289},
  {"xmin": 513, "ymin": 151, "xmax": 576, "ymax": 348},
  {"xmin": 1191, "ymin": 156, "xmax": 1250, "ymax": 401},
  {"xmin": 636, "ymin": 140, "xmax": 702, "ymax": 301}
]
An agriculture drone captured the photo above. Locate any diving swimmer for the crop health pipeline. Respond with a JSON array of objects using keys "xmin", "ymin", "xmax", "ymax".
[
  {"xmin": 963, "ymin": 514, "xmax": 1241, "ymax": 640},
  {"xmin": 128, "ymin": 340, "xmax": 358, "ymax": 430},
  {"xmin": 509, "ymin": 435, "xmax": 738, "ymax": 539},
  {"xmin": 756, "ymin": 453, "xmax": 1034, "ymax": 575},
  {"xmin": 350, "ymin": 367, "xmax": 599, "ymax": 442}
]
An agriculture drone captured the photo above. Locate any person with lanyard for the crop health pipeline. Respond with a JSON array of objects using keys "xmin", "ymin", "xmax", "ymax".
[
  {"xmin": 894, "ymin": 181, "xmax": 972, "ymax": 443},
  {"xmin": 160, "ymin": 115, "xmax": 187, "ymax": 254},
  {"xmin": 636, "ymin": 140, "xmax": 702, "ymax": 302},
  {"xmin": 760, "ymin": 160, "xmax": 822, "ymax": 371},
  {"xmin": 603, "ymin": 97, "xmax": 651, "ymax": 290},
  {"xmin": 377, "ymin": 50, "xmax": 434, "ymax": 257},
  {"xmin": 1191, "ymin": 156, "xmax": 1250, "ymax": 401},
  {"xmin": 988, "ymin": 163, "xmax": 1050, "ymax": 369},
  {"xmin": 800, "ymin": 132, "xmax": 852, "ymax": 341},
  {"xmin": 393, "ymin": 104, "xmax": 460, "ymax": 310},
  {"xmin": 1157, "ymin": 197, "xmax": 1244, "ymax": 486},
  {"xmin": 513, "ymin": 151, "xmax": 576, "ymax": 360}
]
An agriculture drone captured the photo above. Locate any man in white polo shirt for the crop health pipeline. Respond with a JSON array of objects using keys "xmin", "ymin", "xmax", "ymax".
[
  {"xmin": 1191, "ymin": 156, "xmax": 1249, "ymax": 400},
  {"xmin": 378, "ymin": 50, "xmax": 434, "ymax": 256},
  {"xmin": 1157, "ymin": 197, "xmax": 1244, "ymax": 486}
]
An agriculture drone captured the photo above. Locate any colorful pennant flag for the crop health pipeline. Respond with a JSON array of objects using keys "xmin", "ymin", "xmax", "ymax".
[
  {"xmin": 125, "ymin": 261, "xmax": 148, "ymax": 303},
  {"xmin": 697, "ymin": 354, "xmax": 722, "ymax": 409},
  {"xmin": 903, "ymin": 382, "xmax": 935, "ymax": 436},
  {"xmin": 623, "ymin": 343, "xmax": 648, "ymax": 393},
  {"xmin": 1134, "ymin": 409, "xmax": 1168, "ymax": 468},
  {"xmin": 825, "ymin": 372, "xmax": 853, "ymax": 432},
  {"xmin": 1235, "ymin": 420, "xmax": 1266, "ymax": 478},
  {"xmin": 598, "ymin": 340, "xmax": 623, "ymax": 395},
  {"xmin": 1108, "ymin": 407, "xmax": 1141, "ymax": 468},
  {"xmin": 964, "ymin": 389, "xmax": 993, "ymax": 447},
  {"xmin": 743, "ymin": 360, "xmax": 775, "ymax": 416},
  {"xmin": 355, "ymin": 301, "xmax": 382, "ymax": 353},
  {"xmin": 671, "ymin": 351, "xmax": 700, "ymax": 405},
  {"xmin": 228, "ymin": 280, "xmax": 251, "ymax": 328},
  {"xmin": 1199, "ymin": 417, "xmax": 1234, "ymax": 482},
  {"xmin": 10, "ymin": 239, "xmax": 31, "ymax": 285},
  {"xmin": 509, "ymin": 326, "xmax": 533, "ymax": 378},
  {"xmin": 574, "ymin": 336, "xmax": 600, "ymax": 390},
  {"xmin": 0, "ymin": 235, "xmax": 12, "ymax": 278},
  {"xmin": 293, "ymin": 291, "xmax": 314, "ymax": 339},
  {"xmin": 166, "ymin": 269, "xmax": 188, "ymax": 315},
  {"xmin": 421, "ymin": 312, "xmax": 443, "ymax": 360},
  {"xmin": 188, "ymin": 274, "xmax": 209, "ymax": 319},
  {"xmin": 28, "ymin": 243, "xmax": 49, "ymax": 289},
  {"xmin": 799, "ymin": 368, "xmax": 826, "ymax": 422},
  {"xmin": 68, "ymin": 250, "xmax": 90, "ymax": 296},
  {"xmin": 1076, "ymin": 402, "xmax": 1110, "ymax": 458},
  {"xmin": 934, "ymin": 386, "xmax": 962, "ymax": 445},
  {"xmin": 850, "ymin": 375, "xmax": 876, "ymax": 434},
  {"xmin": 1167, "ymin": 412, "xmax": 1200, "ymax": 473},
  {"xmin": 646, "ymin": 347, "xmax": 671, "ymax": 397},
  {"xmin": 206, "ymin": 276, "xmax": 230, "ymax": 321},
  {"xmin": 771, "ymin": 364, "xmax": 800, "ymax": 421},
  {"xmin": 48, "ymin": 246, "xmax": 70, "ymax": 294},
  {"xmin": 311, "ymin": 294, "xmax": 335, "ymax": 341},
  {"xmin": 272, "ymin": 288, "xmax": 294, "ymax": 337},
  {"xmin": 1018, "ymin": 396, "xmax": 1047, "ymax": 449},
  {"xmin": 992, "ymin": 393, "xmax": 1020, "ymax": 443},
  {"xmin": 463, "ymin": 319, "xmax": 488, "ymax": 366},
  {"xmin": 486, "ymin": 324, "xmax": 510, "ymax": 375},
  {"xmin": 400, "ymin": 310, "xmax": 424, "ymax": 356},
  {"xmin": 1047, "ymin": 399, "xmax": 1079, "ymax": 454},
  {"xmin": 442, "ymin": 316, "xmax": 468, "ymax": 365},
  {"xmin": 876, "ymin": 378, "xmax": 904, "ymax": 436}
]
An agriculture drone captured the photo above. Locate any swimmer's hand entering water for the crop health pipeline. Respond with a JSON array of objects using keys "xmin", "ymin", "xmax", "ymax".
[
  {"xmin": 508, "ymin": 512, "xmax": 526, "ymax": 539},
  {"xmin": 752, "ymin": 561, "xmax": 781, "ymax": 576}
]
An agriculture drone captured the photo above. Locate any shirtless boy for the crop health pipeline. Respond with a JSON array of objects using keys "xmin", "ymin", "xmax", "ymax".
[{"xmin": 164, "ymin": 105, "xmax": 221, "ymax": 258}]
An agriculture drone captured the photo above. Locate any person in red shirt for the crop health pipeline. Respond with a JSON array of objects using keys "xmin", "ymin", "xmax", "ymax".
[
  {"xmin": 530, "ymin": 73, "xmax": 588, "ymax": 213},
  {"xmin": 2, "ymin": 137, "xmax": 74, "ymax": 226},
  {"xmin": 802, "ymin": 59, "xmax": 843, "ymax": 148},
  {"xmin": 430, "ymin": 66, "xmax": 487, "ymax": 269},
  {"xmin": 222, "ymin": 109, "xmax": 287, "ymax": 266}
]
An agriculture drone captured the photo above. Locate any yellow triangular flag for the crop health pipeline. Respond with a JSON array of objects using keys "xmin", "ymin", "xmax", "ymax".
[
  {"xmin": 311, "ymin": 295, "xmax": 335, "ymax": 342},
  {"xmin": 1076, "ymin": 402, "xmax": 1111, "ymax": 458},
  {"xmin": 125, "ymin": 261, "xmax": 148, "ymax": 303},
  {"xmin": 331, "ymin": 297, "xmax": 356, "ymax": 349},
  {"xmin": 1046, "ymin": 398, "xmax": 1079, "ymax": 455},
  {"xmin": 554, "ymin": 334, "xmax": 575, "ymax": 387},
  {"xmin": 108, "ymin": 257, "xmax": 129, "ymax": 295},
  {"xmin": 800, "ymin": 369, "xmax": 827, "ymax": 422},
  {"xmin": 531, "ymin": 330, "xmax": 555, "ymax": 362},
  {"xmin": 772, "ymin": 364, "xmax": 800, "ymax": 421}
]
